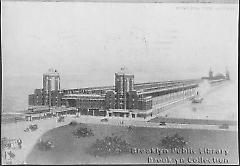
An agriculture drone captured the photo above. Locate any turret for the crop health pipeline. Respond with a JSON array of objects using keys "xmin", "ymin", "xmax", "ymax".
[
  {"xmin": 225, "ymin": 68, "xmax": 230, "ymax": 80},
  {"xmin": 209, "ymin": 68, "xmax": 213, "ymax": 80},
  {"xmin": 43, "ymin": 68, "xmax": 60, "ymax": 106},
  {"xmin": 115, "ymin": 67, "xmax": 134, "ymax": 109}
]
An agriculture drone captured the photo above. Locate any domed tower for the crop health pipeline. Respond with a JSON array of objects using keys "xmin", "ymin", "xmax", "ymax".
[
  {"xmin": 209, "ymin": 68, "xmax": 213, "ymax": 80},
  {"xmin": 43, "ymin": 69, "xmax": 60, "ymax": 106},
  {"xmin": 226, "ymin": 68, "xmax": 230, "ymax": 80}
]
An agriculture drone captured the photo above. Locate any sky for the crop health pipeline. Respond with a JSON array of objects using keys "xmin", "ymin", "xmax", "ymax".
[
  {"xmin": 2, "ymin": 2, "xmax": 239, "ymax": 82},
  {"xmin": 1, "ymin": 1, "xmax": 238, "ymax": 112}
]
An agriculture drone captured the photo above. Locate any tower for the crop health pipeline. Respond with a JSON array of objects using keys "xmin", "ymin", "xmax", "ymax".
[
  {"xmin": 115, "ymin": 67, "xmax": 134, "ymax": 109},
  {"xmin": 226, "ymin": 68, "xmax": 230, "ymax": 80},
  {"xmin": 209, "ymin": 68, "xmax": 213, "ymax": 80},
  {"xmin": 43, "ymin": 69, "xmax": 60, "ymax": 106}
]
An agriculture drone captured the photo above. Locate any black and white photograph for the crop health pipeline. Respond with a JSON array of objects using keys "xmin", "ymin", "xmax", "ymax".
[{"xmin": 1, "ymin": 0, "xmax": 238, "ymax": 165}]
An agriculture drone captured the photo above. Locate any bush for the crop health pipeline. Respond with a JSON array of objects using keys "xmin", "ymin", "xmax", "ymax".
[
  {"xmin": 69, "ymin": 121, "xmax": 78, "ymax": 126},
  {"xmin": 161, "ymin": 134, "xmax": 188, "ymax": 149},
  {"xmin": 72, "ymin": 127, "xmax": 94, "ymax": 138},
  {"xmin": 89, "ymin": 136, "xmax": 131, "ymax": 157}
]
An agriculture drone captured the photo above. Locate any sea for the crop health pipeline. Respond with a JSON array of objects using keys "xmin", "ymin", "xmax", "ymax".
[{"xmin": 159, "ymin": 80, "xmax": 238, "ymax": 121}]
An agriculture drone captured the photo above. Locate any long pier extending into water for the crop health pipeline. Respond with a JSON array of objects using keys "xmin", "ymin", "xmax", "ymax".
[{"xmin": 28, "ymin": 68, "xmax": 231, "ymax": 122}]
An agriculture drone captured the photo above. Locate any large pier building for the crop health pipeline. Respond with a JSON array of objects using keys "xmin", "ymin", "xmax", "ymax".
[
  {"xmin": 201, "ymin": 68, "xmax": 230, "ymax": 84},
  {"xmin": 28, "ymin": 68, "xmax": 229, "ymax": 119}
]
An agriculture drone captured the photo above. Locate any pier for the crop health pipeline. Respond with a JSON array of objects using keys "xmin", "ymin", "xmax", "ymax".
[{"xmin": 27, "ymin": 68, "xmax": 231, "ymax": 121}]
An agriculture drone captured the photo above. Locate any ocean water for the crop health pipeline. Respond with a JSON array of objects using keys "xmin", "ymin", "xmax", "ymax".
[{"xmin": 160, "ymin": 80, "xmax": 238, "ymax": 121}]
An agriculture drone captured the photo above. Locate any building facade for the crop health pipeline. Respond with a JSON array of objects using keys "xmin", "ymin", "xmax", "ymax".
[{"xmin": 29, "ymin": 68, "xmax": 202, "ymax": 117}]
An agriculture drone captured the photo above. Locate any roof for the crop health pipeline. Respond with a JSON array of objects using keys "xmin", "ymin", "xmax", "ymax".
[
  {"xmin": 214, "ymin": 73, "xmax": 225, "ymax": 77},
  {"xmin": 63, "ymin": 94, "xmax": 103, "ymax": 98},
  {"xmin": 115, "ymin": 67, "xmax": 133, "ymax": 76},
  {"xmin": 43, "ymin": 68, "xmax": 60, "ymax": 76},
  {"xmin": 138, "ymin": 83, "xmax": 197, "ymax": 95},
  {"xmin": 62, "ymin": 94, "xmax": 105, "ymax": 100}
]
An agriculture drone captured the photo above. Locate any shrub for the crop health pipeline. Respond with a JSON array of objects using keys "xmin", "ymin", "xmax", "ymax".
[{"xmin": 69, "ymin": 121, "xmax": 78, "ymax": 126}]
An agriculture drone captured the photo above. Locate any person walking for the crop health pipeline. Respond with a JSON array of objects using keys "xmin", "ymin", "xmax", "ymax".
[{"xmin": 17, "ymin": 139, "xmax": 22, "ymax": 149}]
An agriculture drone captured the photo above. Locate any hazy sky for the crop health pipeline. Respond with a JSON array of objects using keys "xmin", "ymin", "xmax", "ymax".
[{"xmin": 2, "ymin": 2, "xmax": 239, "ymax": 81}]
